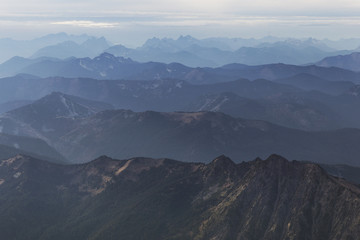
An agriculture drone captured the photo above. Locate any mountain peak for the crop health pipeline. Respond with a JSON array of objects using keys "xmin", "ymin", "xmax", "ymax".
[
  {"xmin": 0, "ymin": 154, "xmax": 360, "ymax": 239},
  {"xmin": 265, "ymin": 153, "xmax": 289, "ymax": 162},
  {"xmin": 210, "ymin": 154, "xmax": 235, "ymax": 166},
  {"xmin": 8, "ymin": 92, "xmax": 113, "ymax": 122},
  {"xmin": 94, "ymin": 52, "xmax": 133, "ymax": 63},
  {"xmin": 206, "ymin": 155, "xmax": 237, "ymax": 178},
  {"xmin": 177, "ymin": 35, "xmax": 197, "ymax": 41},
  {"xmin": 260, "ymin": 154, "xmax": 296, "ymax": 168}
]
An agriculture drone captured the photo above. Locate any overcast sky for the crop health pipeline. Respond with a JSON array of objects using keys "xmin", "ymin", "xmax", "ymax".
[{"xmin": 1, "ymin": 0, "xmax": 360, "ymax": 46}]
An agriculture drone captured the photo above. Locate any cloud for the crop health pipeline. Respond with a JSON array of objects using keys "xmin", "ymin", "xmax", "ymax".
[
  {"xmin": 1, "ymin": 0, "xmax": 360, "ymax": 43},
  {"xmin": 3, "ymin": 15, "xmax": 360, "ymax": 29},
  {"xmin": 52, "ymin": 20, "xmax": 119, "ymax": 28},
  {"xmin": 2, "ymin": 0, "xmax": 360, "ymax": 17}
]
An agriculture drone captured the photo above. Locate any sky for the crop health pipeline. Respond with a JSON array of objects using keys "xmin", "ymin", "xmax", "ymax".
[{"xmin": 1, "ymin": 0, "xmax": 360, "ymax": 46}]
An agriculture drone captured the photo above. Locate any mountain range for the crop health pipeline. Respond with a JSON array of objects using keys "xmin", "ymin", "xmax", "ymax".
[
  {"xmin": 0, "ymin": 133, "xmax": 65, "ymax": 163},
  {"xmin": 0, "ymin": 154, "xmax": 358, "ymax": 239},
  {"xmin": 1, "ymin": 32, "xmax": 360, "ymax": 239},
  {"xmin": 187, "ymin": 92, "xmax": 341, "ymax": 130},
  {"xmin": 0, "ymin": 33, "xmax": 96, "ymax": 63},
  {"xmin": 31, "ymin": 37, "xmax": 111, "ymax": 59},
  {"xmin": 0, "ymin": 93, "xmax": 360, "ymax": 166},
  {"xmin": 1, "ymin": 74, "xmax": 360, "ymax": 131},
  {"xmin": 316, "ymin": 52, "xmax": 360, "ymax": 72},
  {"xmin": 1, "ymin": 33, "xmax": 360, "ymax": 69},
  {"xmin": 106, "ymin": 36, "xmax": 352, "ymax": 67},
  {"xmin": 1, "ymin": 53, "xmax": 360, "ymax": 85}
]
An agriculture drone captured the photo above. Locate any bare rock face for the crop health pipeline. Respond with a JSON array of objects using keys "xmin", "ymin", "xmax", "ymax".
[
  {"xmin": 196, "ymin": 155, "xmax": 360, "ymax": 240},
  {"xmin": 0, "ymin": 154, "xmax": 359, "ymax": 239}
]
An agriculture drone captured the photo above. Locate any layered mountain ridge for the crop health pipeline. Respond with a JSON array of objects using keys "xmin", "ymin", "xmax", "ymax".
[
  {"xmin": 1, "ymin": 33, "xmax": 360, "ymax": 240},
  {"xmin": 2, "ymin": 53, "xmax": 360, "ymax": 84},
  {"xmin": 1, "ymin": 74, "xmax": 360, "ymax": 130},
  {"xmin": 1, "ymin": 94, "xmax": 360, "ymax": 166},
  {"xmin": 0, "ymin": 154, "xmax": 358, "ymax": 240}
]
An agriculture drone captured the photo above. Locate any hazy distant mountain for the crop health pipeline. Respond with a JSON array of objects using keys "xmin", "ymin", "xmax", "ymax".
[
  {"xmin": 219, "ymin": 63, "xmax": 360, "ymax": 83},
  {"xmin": 0, "ymin": 53, "xmax": 198, "ymax": 81},
  {"xmin": 0, "ymin": 33, "xmax": 95, "ymax": 63},
  {"xmin": 256, "ymin": 38, "xmax": 337, "ymax": 52},
  {"xmin": 0, "ymin": 154, "xmax": 359, "ymax": 239},
  {"xmin": 2, "ymin": 53, "xmax": 360, "ymax": 85},
  {"xmin": 322, "ymin": 38, "xmax": 360, "ymax": 50},
  {"xmin": 106, "ymin": 36, "xmax": 350, "ymax": 67},
  {"xmin": 0, "ymin": 76, "xmax": 300, "ymax": 110},
  {"xmin": 316, "ymin": 52, "xmax": 360, "ymax": 72},
  {"xmin": 188, "ymin": 92, "xmax": 341, "ymax": 130},
  {"xmin": 195, "ymin": 35, "xmax": 286, "ymax": 50},
  {"xmin": 317, "ymin": 163, "xmax": 360, "ymax": 185},
  {"xmin": 0, "ymin": 34, "xmax": 358, "ymax": 67},
  {"xmin": 0, "ymin": 92, "xmax": 113, "ymax": 144},
  {"xmin": 58, "ymin": 110, "xmax": 360, "ymax": 165},
  {"xmin": 8, "ymin": 91, "xmax": 113, "ymax": 119},
  {"xmin": 227, "ymin": 45, "xmax": 343, "ymax": 66},
  {"xmin": 273, "ymin": 73, "xmax": 355, "ymax": 95},
  {"xmin": 106, "ymin": 44, "xmax": 218, "ymax": 67},
  {"xmin": 31, "ymin": 37, "xmax": 111, "ymax": 59},
  {"xmin": 0, "ymin": 56, "xmax": 57, "ymax": 77},
  {"xmin": 2, "ymin": 98, "xmax": 360, "ymax": 165},
  {"xmin": 0, "ymin": 134, "xmax": 65, "ymax": 163},
  {"xmin": 1, "ymin": 76, "xmax": 360, "ymax": 130},
  {"xmin": 0, "ymin": 100, "xmax": 33, "ymax": 114}
]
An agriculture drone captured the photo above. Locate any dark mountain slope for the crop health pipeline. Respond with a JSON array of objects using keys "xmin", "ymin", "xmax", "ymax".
[
  {"xmin": 0, "ymin": 100, "xmax": 33, "ymax": 114},
  {"xmin": 188, "ymin": 92, "xmax": 341, "ymax": 130},
  {"xmin": 0, "ymin": 134, "xmax": 66, "ymax": 163},
  {"xmin": 2, "ymin": 75, "xmax": 360, "ymax": 130},
  {"xmin": 52, "ymin": 110, "xmax": 360, "ymax": 165},
  {"xmin": 0, "ymin": 92, "xmax": 113, "ymax": 142},
  {"xmin": 0, "ymin": 154, "xmax": 359, "ymax": 239},
  {"xmin": 274, "ymin": 73, "xmax": 355, "ymax": 95},
  {"xmin": 0, "ymin": 76, "xmax": 300, "ymax": 110},
  {"xmin": 218, "ymin": 63, "xmax": 360, "ymax": 83},
  {"xmin": 1, "ymin": 93, "xmax": 360, "ymax": 165}
]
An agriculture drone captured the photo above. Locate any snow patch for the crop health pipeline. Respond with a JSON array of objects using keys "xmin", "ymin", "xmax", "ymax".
[
  {"xmin": 211, "ymin": 96, "xmax": 229, "ymax": 111},
  {"xmin": 13, "ymin": 143, "xmax": 19, "ymax": 149},
  {"xmin": 60, "ymin": 95, "xmax": 79, "ymax": 117},
  {"xmin": 198, "ymin": 96, "xmax": 229, "ymax": 112},
  {"xmin": 13, "ymin": 172, "xmax": 22, "ymax": 178},
  {"xmin": 79, "ymin": 60, "xmax": 93, "ymax": 71},
  {"xmin": 176, "ymin": 82, "xmax": 183, "ymax": 88}
]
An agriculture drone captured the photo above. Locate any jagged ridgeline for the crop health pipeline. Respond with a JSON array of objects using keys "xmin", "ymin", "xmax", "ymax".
[{"xmin": 0, "ymin": 154, "xmax": 359, "ymax": 240}]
